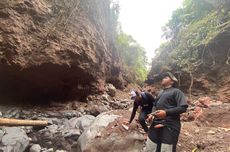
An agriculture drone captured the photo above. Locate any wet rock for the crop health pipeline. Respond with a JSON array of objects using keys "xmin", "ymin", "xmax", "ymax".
[
  {"xmin": 30, "ymin": 144, "xmax": 42, "ymax": 152},
  {"xmin": 0, "ymin": 127, "xmax": 29, "ymax": 152}
]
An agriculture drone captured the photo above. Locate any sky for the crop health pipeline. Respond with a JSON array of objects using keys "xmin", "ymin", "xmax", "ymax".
[{"xmin": 118, "ymin": 0, "xmax": 184, "ymax": 63}]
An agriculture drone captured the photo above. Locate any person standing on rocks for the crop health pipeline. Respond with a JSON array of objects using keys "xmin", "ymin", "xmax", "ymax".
[
  {"xmin": 128, "ymin": 90, "xmax": 155, "ymax": 133},
  {"xmin": 144, "ymin": 72, "xmax": 188, "ymax": 152}
]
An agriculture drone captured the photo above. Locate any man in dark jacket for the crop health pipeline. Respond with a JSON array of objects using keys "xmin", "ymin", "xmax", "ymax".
[
  {"xmin": 144, "ymin": 72, "xmax": 188, "ymax": 152},
  {"xmin": 128, "ymin": 91, "xmax": 155, "ymax": 133}
]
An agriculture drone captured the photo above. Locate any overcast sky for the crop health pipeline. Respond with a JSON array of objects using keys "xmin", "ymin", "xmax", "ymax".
[{"xmin": 118, "ymin": 0, "xmax": 183, "ymax": 63}]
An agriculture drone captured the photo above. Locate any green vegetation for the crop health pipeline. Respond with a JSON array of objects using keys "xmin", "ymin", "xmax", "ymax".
[
  {"xmin": 156, "ymin": 0, "xmax": 230, "ymax": 71},
  {"xmin": 116, "ymin": 30, "xmax": 148, "ymax": 83},
  {"xmin": 110, "ymin": 1, "xmax": 148, "ymax": 84},
  {"xmin": 151, "ymin": 0, "xmax": 230, "ymax": 97}
]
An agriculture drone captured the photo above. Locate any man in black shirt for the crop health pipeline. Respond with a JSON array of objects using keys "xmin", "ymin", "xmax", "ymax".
[
  {"xmin": 144, "ymin": 72, "xmax": 188, "ymax": 152},
  {"xmin": 128, "ymin": 91, "xmax": 155, "ymax": 133}
]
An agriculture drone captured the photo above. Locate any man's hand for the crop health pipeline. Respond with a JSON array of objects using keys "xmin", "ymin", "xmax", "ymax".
[
  {"xmin": 122, "ymin": 119, "xmax": 130, "ymax": 125},
  {"xmin": 155, "ymin": 110, "xmax": 166, "ymax": 119},
  {"xmin": 146, "ymin": 114, "xmax": 155, "ymax": 122}
]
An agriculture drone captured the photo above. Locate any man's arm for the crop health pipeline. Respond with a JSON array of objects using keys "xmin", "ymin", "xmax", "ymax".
[
  {"xmin": 151, "ymin": 101, "xmax": 157, "ymax": 113},
  {"xmin": 165, "ymin": 105, "xmax": 188, "ymax": 116},
  {"xmin": 129, "ymin": 102, "xmax": 138, "ymax": 123},
  {"xmin": 143, "ymin": 92, "xmax": 156, "ymax": 112},
  {"xmin": 165, "ymin": 89, "xmax": 188, "ymax": 116}
]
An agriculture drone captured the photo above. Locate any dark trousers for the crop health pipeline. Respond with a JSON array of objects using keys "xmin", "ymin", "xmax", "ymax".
[
  {"xmin": 139, "ymin": 109, "xmax": 151, "ymax": 133},
  {"xmin": 149, "ymin": 126, "xmax": 180, "ymax": 152}
]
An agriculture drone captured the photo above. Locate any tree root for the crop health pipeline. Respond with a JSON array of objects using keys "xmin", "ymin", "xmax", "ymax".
[
  {"xmin": 188, "ymin": 71, "xmax": 193, "ymax": 99},
  {"xmin": 226, "ymin": 48, "xmax": 230, "ymax": 65}
]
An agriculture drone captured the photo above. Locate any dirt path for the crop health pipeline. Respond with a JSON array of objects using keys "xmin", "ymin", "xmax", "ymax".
[{"xmin": 178, "ymin": 103, "xmax": 230, "ymax": 152}]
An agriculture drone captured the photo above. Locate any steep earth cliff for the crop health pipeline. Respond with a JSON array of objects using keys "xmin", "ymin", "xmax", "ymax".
[{"xmin": 0, "ymin": 0, "xmax": 124, "ymax": 103}]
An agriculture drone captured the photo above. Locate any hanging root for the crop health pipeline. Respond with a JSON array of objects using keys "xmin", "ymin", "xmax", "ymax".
[
  {"xmin": 226, "ymin": 48, "xmax": 230, "ymax": 65},
  {"xmin": 175, "ymin": 71, "xmax": 182, "ymax": 87},
  {"xmin": 226, "ymin": 57, "xmax": 230, "ymax": 65},
  {"xmin": 208, "ymin": 48, "xmax": 216, "ymax": 68},
  {"xmin": 188, "ymin": 71, "xmax": 193, "ymax": 99}
]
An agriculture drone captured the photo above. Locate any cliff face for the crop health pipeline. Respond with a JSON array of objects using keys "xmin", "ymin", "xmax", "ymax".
[{"xmin": 0, "ymin": 0, "xmax": 123, "ymax": 102}]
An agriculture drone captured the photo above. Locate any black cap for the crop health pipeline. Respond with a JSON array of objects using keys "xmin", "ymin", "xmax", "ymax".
[{"xmin": 162, "ymin": 72, "xmax": 178, "ymax": 82}]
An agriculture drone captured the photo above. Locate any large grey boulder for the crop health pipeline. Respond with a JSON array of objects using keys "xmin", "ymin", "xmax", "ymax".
[
  {"xmin": 87, "ymin": 103, "xmax": 109, "ymax": 116},
  {"xmin": 74, "ymin": 110, "xmax": 145, "ymax": 152},
  {"xmin": 67, "ymin": 115, "xmax": 95, "ymax": 133},
  {"xmin": 0, "ymin": 127, "xmax": 30, "ymax": 152}
]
